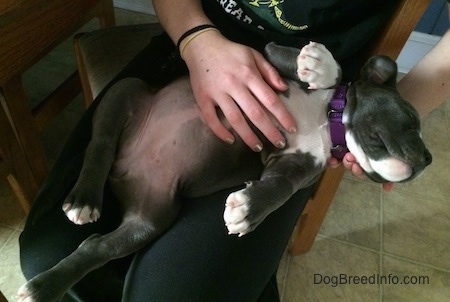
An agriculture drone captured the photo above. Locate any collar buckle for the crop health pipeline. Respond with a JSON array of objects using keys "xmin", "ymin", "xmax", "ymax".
[
  {"xmin": 331, "ymin": 144, "xmax": 347, "ymax": 152},
  {"xmin": 328, "ymin": 84, "xmax": 349, "ymax": 160}
]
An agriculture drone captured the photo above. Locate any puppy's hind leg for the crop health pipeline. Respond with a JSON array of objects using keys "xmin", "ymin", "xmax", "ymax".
[
  {"xmin": 224, "ymin": 154, "xmax": 323, "ymax": 236},
  {"xmin": 18, "ymin": 208, "xmax": 176, "ymax": 302},
  {"xmin": 63, "ymin": 78, "xmax": 151, "ymax": 225}
]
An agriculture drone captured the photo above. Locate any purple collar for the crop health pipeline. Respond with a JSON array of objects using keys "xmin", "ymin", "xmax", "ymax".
[{"xmin": 328, "ymin": 84, "xmax": 349, "ymax": 160}]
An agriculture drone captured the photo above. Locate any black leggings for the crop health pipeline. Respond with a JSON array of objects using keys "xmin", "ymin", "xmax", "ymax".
[
  {"xmin": 20, "ymin": 184, "xmax": 312, "ymax": 301},
  {"xmin": 19, "ymin": 33, "xmax": 314, "ymax": 301}
]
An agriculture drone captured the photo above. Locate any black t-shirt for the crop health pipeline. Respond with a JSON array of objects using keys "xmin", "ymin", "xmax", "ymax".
[{"xmin": 202, "ymin": 0, "xmax": 398, "ymax": 79}]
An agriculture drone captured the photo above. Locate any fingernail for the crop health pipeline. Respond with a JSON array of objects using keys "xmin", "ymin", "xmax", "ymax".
[
  {"xmin": 289, "ymin": 127, "xmax": 297, "ymax": 134},
  {"xmin": 276, "ymin": 140, "xmax": 286, "ymax": 149},
  {"xmin": 225, "ymin": 137, "xmax": 235, "ymax": 144},
  {"xmin": 253, "ymin": 144, "xmax": 263, "ymax": 152}
]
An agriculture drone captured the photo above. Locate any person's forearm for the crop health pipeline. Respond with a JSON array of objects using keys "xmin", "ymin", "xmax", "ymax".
[
  {"xmin": 397, "ymin": 28, "xmax": 450, "ymax": 117},
  {"xmin": 152, "ymin": 0, "xmax": 213, "ymax": 43}
]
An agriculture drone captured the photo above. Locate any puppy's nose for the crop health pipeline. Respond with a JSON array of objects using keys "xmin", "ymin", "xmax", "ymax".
[{"xmin": 424, "ymin": 149, "xmax": 432, "ymax": 166}]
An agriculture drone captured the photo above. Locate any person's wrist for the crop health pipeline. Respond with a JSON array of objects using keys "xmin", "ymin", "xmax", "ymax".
[
  {"xmin": 181, "ymin": 29, "xmax": 224, "ymax": 65},
  {"xmin": 177, "ymin": 24, "xmax": 221, "ymax": 60}
]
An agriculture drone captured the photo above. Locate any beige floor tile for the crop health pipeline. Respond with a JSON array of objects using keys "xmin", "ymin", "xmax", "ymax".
[
  {"xmin": 394, "ymin": 149, "xmax": 450, "ymax": 202},
  {"xmin": 0, "ymin": 177, "xmax": 26, "ymax": 229},
  {"xmin": 382, "ymin": 255, "xmax": 450, "ymax": 302},
  {"xmin": 394, "ymin": 98, "xmax": 450, "ymax": 201},
  {"xmin": 0, "ymin": 180, "xmax": 25, "ymax": 300},
  {"xmin": 0, "ymin": 230, "xmax": 26, "ymax": 301},
  {"xmin": 444, "ymin": 98, "xmax": 450, "ymax": 113},
  {"xmin": 421, "ymin": 106, "xmax": 450, "ymax": 152},
  {"xmin": 319, "ymin": 178, "xmax": 381, "ymax": 251},
  {"xmin": 283, "ymin": 238, "xmax": 380, "ymax": 302},
  {"xmin": 383, "ymin": 190, "xmax": 450, "ymax": 270},
  {"xmin": 0, "ymin": 226, "xmax": 15, "ymax": 249},
  {"xmin": 277, "ymin": 249, "xmax": 290, "ymax": 300}
]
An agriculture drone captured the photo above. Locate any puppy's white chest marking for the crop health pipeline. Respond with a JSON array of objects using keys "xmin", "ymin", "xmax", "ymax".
[{"xmin": 277, "ymin": 82, "xmax": 334, "ymax": 166}]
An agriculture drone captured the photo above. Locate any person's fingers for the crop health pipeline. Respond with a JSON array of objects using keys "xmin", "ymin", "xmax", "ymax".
[
  {"xmin": 253, "ymin": 50, "xmax": 289, "ymax": 91},
  {"xmin": 327, "ymin": 157, "xmax": 341, "ymax": 168},
  {"xmin": 230, "ymin": 87, "xmax": 286, "ymax": 149},
  {"xmin": 342, "ymin": 153, "xmax": 365, "ymax": 179},
  {"xmin": 198, "ymin": 98, "xmax": 236, "ymax": 145},
  {"xmin": 253, "ymin": 51, "xmax": 297, "ymax": 134},
  {"xmin": 342, "ymin": 153, "xmax": 354, "ymax": 171},
  {"xmin": 342, "ymin": 152, "xmax": 356, "ymax": 166},
  {"xmin": 215, "ymin": 95, "xmax": 265, "ymax": 152}
]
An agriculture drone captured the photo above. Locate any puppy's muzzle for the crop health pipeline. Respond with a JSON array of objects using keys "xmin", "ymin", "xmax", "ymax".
[{"xmin": 367, "ymin": 148, "xmax": 432, "ymax": 183}]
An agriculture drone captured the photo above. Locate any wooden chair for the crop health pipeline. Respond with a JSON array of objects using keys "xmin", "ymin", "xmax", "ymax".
[
  {"xmin": 73, "ymin": 0, "xmax": 431, "ymax": 257},
  {"xmin": 0, "ymin": 0, "xmax": 115, "ymax": 214},
  {"xmin": 74, "ymin": 23, "xmax": 164, "ymax": 106}
]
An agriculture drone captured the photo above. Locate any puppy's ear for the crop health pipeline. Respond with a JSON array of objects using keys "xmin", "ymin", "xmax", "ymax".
[{"xmin": 360, "ymin": 55, "xmax": 397, "ymax": 87}]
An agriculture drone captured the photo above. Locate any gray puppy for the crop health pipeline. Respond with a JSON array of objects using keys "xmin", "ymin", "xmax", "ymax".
[{"xmin": 19, "ymin": 42, "xmax": 431, "ymax": 302}]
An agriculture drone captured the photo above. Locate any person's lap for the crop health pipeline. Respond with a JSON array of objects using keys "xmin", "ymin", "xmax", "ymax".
[
  {"xmin": 21, "ymin": 182, "xmax": 312, "ymax": 301},
  {"xmin": 123, "ymin": 187, "xmax": 312, "ymax": 301},
  {"xmin": 19, "ymin": 34, "xmax": 314, "ymax": 301}
]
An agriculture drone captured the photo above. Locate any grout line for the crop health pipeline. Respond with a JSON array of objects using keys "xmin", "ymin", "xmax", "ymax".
[
  {"xmin": 0, "ymin": 227, "xmax": 16, "ymax": 254},
  {"xmin": 379, "ymin": 189, "xmax": 385, "ymax": 302},
  {"xmin": 318, "ymin": 223, "xmax": 450, "ymax": 275},
  {"xmin": 0, "ymin": 222, "xmax": 16, "ymax": 229},
  {"xmin": 315, "ymin": 234, "xmax": 381, "ymax": 254},
  {"xmin": 279, "ymin": 253, "xmax": 291, "ymax": 302},
  {"xmin": 0, "ymin": 223, "xmax": 17, "ymax": 252},
  {"xmin": 381, "ymin": 252, "xmax": 450, "ymax": 274},
  {"xmin": 392, "ymin": 186, "xmax": 447, "ymax": 203},
  {"xmin": 15, "ymin": 217, "xmax": 27, "ymax": 232},
  {"xmin": 0, "ymin": 217, "xmax": 26, "ymax": 231},
  {"xmin": 445, "ymin": 103, "xmax": 450, "ymax": 144}
]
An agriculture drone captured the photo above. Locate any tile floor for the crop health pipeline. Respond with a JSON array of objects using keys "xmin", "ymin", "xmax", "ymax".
[{"xmin": 1, "ymin": 8, "xmax": 449, "ymax": 302}]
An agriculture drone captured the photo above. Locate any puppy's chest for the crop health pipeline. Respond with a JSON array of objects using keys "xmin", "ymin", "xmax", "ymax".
[{"xmin": 276, "ymin": 83, "xmax": 334, "ymax": 166}]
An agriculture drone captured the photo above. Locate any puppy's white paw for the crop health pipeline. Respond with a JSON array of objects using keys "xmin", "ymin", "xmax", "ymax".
[
  {"xmin": 62, "ymin": 203, "xmax": 100, "ymax": 225},
  {"xmin": 17, "ymin": 283, "xmax": 34, "ymax": 302},
  {"xmin": 224, "ymin": 189, "xmax": 251, "ymax": 237},
  {"xmin": 297, "ymin": 41, "xmax": 340, "ymax": 89}
]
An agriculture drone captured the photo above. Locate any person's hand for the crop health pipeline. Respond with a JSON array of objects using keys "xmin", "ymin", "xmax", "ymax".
[
  {"xmin": 330, "ymin": 153, "xmax": 394, "ymax": 192},
  {"xmin": 182, "ymin": 31, "xmax": 297, "ymax": 152}
]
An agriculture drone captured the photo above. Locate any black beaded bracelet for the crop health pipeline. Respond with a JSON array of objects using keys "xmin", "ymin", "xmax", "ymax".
[{"xmin": 176, "ymin": 24, "xmax": 218, "ymax": 53}]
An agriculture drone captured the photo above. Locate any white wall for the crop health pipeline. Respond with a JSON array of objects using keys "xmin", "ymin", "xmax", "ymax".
[{"xmin": 396, "ymin": 32, "xmax": 441, "ymax": 73}]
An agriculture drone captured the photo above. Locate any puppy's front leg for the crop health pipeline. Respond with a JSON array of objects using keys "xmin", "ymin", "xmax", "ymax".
[
  {"xmin": 264, "ymin": 41, "xmax": 341, "ymax": 89},
  {"xmin": 224, "ymin": 153, "xmax": 323, "ymax": 236},
  {"xmin": 297, "ymin": 42, "xmax": 342, "ymax": 89}
]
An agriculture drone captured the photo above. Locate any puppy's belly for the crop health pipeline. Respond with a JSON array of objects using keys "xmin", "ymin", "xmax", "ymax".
[{"xmin": 110, "ymin": 111, "xmax": 262, "ymax": 201}]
